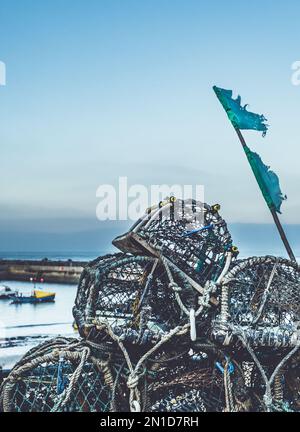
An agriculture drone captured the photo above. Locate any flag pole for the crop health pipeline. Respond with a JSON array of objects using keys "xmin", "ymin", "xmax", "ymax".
[{"xmin": 234, "ymin": 127, "xmax": 296, "ymax": 262}]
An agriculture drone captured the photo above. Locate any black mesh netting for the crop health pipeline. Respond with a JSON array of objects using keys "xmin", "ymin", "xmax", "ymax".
[
  {"xmin": 73, "ymin": 254, "xmax": 214, "ymax": 347},
  {"xmin": 209, "ymin": 256, "xmax": 300, "ymax": 412},
  {"xmin": 223, "ymin": 256, "xmax": 300, "ymax": 346},
  {"xmin": 113, "ymin": 199, "xmax": 237, "ymax": 286},
  {"xmin": 1, "ymin": 337, "xmax": 258, "ymax": 412},
  {"xmin": 0, "ymin": 338, "xmax": 130, "ymax": 412}
]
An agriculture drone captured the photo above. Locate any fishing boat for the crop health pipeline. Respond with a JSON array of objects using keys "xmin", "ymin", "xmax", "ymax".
[
  {"xmin": 0, "ymin": 285, "xmax": 18, "ymax": 299},
  {"xmin": 11, "ymin": 289, "xmax": 56, "ymax": 304}
]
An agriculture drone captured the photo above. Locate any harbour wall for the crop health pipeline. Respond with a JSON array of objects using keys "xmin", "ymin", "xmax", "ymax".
[{"xmin": 0, "ymin": 259, "xmax": 87, "ymax": 284}]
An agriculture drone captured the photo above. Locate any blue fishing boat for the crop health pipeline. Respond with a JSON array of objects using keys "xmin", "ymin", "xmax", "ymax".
[{"xmin": 11, "ymin": 290, "xmax": 56, "ymax": 304}]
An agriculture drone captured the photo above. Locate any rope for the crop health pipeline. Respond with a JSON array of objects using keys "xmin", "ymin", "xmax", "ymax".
[
  {"xmin": 110, "ymin": 361, "xmax": 126, "ymax": 412},
  {"xmin": 233, "ymin": 327, "xmax": 300, "ymax": 411},
  {"xmin": 94, "ymin": 317, "xmax": 189, "ymax": 412},
  {"xmin": 252, "ymin": 258, "xmax": 279, "ymax": 325},
  {"xmin": 137, "ymin": 259, "xmax": 159, "ymax": 310},
  {"xmin": 161, "ymin": 254, "xmax": 211, "ymax": 318},
  {"xmin": 1, "ymin": 342, "xmax": 94, "ymax": 412},
  {"xmin": 222, "ymin": 255, "xmax": 300, "ymax": 286},
  {"xmin": 223, "ymin": 361, "xmax": 235, "ymax": 412},
  {"xmin": 51, "ymin": 347, "xmax": 90, "ymax": 411}
]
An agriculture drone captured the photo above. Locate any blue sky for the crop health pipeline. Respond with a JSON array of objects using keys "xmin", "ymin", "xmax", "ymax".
[{"xmin": 1, "ymin": 0, "xmax": 300, "ymax": 252}]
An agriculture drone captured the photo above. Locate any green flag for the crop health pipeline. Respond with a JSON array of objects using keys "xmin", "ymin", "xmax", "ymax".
[
  {"xmin": 243, "ymin": 144, "xmax": 286, "ymax": 213},
  {"xmin": 213, "ymin": 86, "xmax": 268, "ymax": 135}
]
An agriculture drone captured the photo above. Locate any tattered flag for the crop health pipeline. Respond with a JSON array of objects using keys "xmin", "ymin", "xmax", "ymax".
[
  {"xmin": 213, "ymin": 86, "xmax": 268, "ymax": 136},
  {"xmin": 243, "ymin": 144, "xmax": 286, "ymax": 213}
]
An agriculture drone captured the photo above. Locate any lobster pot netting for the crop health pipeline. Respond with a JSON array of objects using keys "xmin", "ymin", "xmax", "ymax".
[
  {"xmin": 209, "ymin": 256, "xmax": 300, "ymax": 412},
  {"xmin": 282, "ymin": 351, "xmax": 300, "ymax": 411},
  {"xmin": 230, "ymin": 352, "xmax": 300, "ymax": 412},
  {"xmin": 73, "ymin": 252, "xmax": 124, "ymax": 331},
  {"xmin": 73, "ymin": 254, "xmax": 213, "ymax": 346},
  {"xmin": 147, "ymin": 342, "xmax": 251, "ymax": 412},
  {"xmin": 0, "ymin": 338, "xmax": 129, "ymax": 412},
  {"xmin": 113, "ymin": 199, "xmax": 236, "ymax": 286},
  {"xmin": 222, "ymin": 256, "xmax": 300, "ymax": 348}
]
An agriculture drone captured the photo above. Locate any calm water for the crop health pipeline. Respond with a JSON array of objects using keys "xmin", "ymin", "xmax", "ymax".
[
  {"xmin": 0, "ymin": 251, "xmax": 101, "ymax": 261},
  {"xmin": 0, "ymin": 280, "xmax": 78, "ymax": 369},
  {"xmin": 0, "ymin": 251, "xmax": 111, "ymax": 369}
]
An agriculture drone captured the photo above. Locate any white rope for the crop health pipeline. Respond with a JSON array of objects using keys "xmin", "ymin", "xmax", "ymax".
[
  {"xmin": 252, "ymin": 258, "xmax": 279, "ymax": 325},
  {"xmin": 161, "ymin": 254, "xmax": 208, "ymax": 321},
  {"xmin": 232, "ymin": 326, "xmax": 300, "ymax": 411},
  {"xmin": 223, "ymin": 361, "xmax": 235, "ymax": 412},
  {"xmin": 95, "ymin": 317, "xmax": 189, "ymax": 412},
  {"xmin": 216, "ymin": 252, "xmax": 232, "ymax": 285},
  {"xmin": 51, "ymin": 347, "xmax": 90, "ymax": 412}
]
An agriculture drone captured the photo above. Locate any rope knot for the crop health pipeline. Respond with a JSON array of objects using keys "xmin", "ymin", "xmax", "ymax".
[
  {"xmin": 127, "ymin": 374, "xmax": 140, "ymax": 390},
  {"xmin": 169, "ymin": 282, "xmax": 181, "ymax": 292},
  {"xmin": 263, "ymin": 394, "xmax": 273, "ymax": 408}
]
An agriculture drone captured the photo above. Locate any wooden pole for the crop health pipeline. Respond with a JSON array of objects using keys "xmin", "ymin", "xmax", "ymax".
[
  {"xmin": 234, "ymin": 128, "xmax": 296, "ymax": 262},
  {"xmin": 270, "ymin": 208, "xmax": 296, "ymax": 262}
]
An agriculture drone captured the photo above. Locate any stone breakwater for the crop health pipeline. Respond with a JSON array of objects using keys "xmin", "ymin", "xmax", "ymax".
[{"xmin": 0, "ymin": 259, "xmax": 87, "ymax": 284}]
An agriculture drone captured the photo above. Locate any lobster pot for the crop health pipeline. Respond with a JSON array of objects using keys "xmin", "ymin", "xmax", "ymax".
[
  {"xmin": 73, "ymin": 253, "xmax": 126, "ymax": 333},
  {"xmin": 147, "ymin": 343, "xmax": 250, "ymax": 412},
  {"xmin": 73, "ymin": 254, "xmax": 210, "ymax": 346},
  {"xmin": 113, "ymin": 199, "xmax": 236, "ymax": 286},
  {"xmin": 0, "ymin": 338, "xmax": 128, "ymax": 412},
  {"xmin": 282, "ymin": 351, "xmax": 300, "ymax": 411},
  {"xmin": 208, "ymin": 256, "xmax": 300, "ymax": 412},
  {"xmin": 220, "ymin": 256, "xmax": 300, "ymax": 349},
  {"xmin": 237, "ymin": 355, "xmax": 300, "ymax": 412}
]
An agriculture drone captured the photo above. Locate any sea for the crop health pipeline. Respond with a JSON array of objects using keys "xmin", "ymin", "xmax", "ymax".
[{"xmin": 0, "ymin": 251, "xmax": 102, "ymax": 370}]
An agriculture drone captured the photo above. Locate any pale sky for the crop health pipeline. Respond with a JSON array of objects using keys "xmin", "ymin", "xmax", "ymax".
[{"xmin": 1, "ymin": 0, "xmax": 300, "ymax": 247}]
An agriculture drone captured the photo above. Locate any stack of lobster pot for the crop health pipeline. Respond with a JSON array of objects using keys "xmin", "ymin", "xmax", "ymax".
[
  {"xmin": 211, "ymin": 255, "xmax": 300, "ymax": 412},
  {"xmin": 1, "ymin": 197, "xmax": 242, "ymax": 412},
  {"xmin": 72, "ymin": 198, "xmax": 236, "ymax": 345},
  {"xmin": 1, "ymin": 197, "xmax": 300, "ymax": 412},
  {"xmin": 3, "ymin": 197, "xmax": 300, "ymax": 412},
  {"xmin": 9, "ymin": 198, "xmax": 300, "ymax": 412},
  {"xmin": 70, "ymin": 197, "xmax": 240, "ymax": 412}
]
